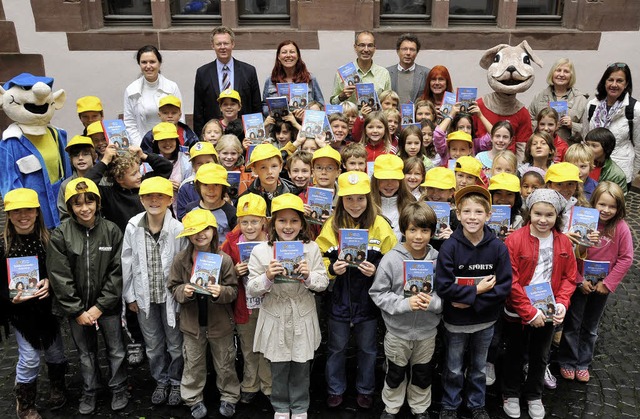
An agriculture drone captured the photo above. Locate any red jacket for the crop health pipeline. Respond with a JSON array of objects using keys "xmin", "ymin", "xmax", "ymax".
[
  {"xmin": 504, "ymin": 224, "xmax": 578, "ymax": 323},
  {"xmin": 553, "ymin": 134, "xmax": 568, "ymax": 163},
  {"xmin": 220, "ymin": 226, "xmax": 249, "ymax": 324}
]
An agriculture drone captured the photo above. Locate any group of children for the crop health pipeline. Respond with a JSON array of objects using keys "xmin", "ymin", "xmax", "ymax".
[{"xmin": 0, "ymin": 85, "xmax": 634, "ymax": 419}]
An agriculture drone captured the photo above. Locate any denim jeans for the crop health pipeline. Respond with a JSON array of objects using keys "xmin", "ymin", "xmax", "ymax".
[
  {"xmin": 558, "ymin": 289, "xmax": 609, "ymax": 370},
  {"xmin": 15, "ymin": 329, "xmax": 66, "ymax": 384},
  {"xmin": 325, "ymin": 318, "xmax": 377, "ymax": 396},
  {"xmin": 137, "ymin": 302, "xmax": 184, "ymax": 386},
  {"xmin": 271, "ymin": 361, "xmax": 311, "ymax": 414},
  {"xmin": 441, "ymin": 325, "xmax": 494, "ymax": 410},
  {"xmin": 68, "ymin": 314, "xmax": 127, "ymax": 394}
]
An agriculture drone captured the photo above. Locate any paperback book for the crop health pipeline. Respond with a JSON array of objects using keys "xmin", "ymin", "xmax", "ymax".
[
  {"xmin": 455, "ymin": 276, "xmax": 486, "ymax": 286},
  {"xmin": 448, "ymin": 159, "xmax": 456, "ymax": 170},
  {"xmin": 289, "ymin": 83, "xmax": 309, "ymax": 110},
  {"xmin": 583, "ymin": 260, "xmax": 610, "ymax": 285},
  {"xmin": 237, "ymin": 242, "xmax": 261, "ymax": 265},
  {"xmin": 488, "ymin": 205, "xmax": 511, "ymax": 239},
  {"xmin": 323, "ymin": 114, "xmax": 335, "ymax": 143},
  {"xmin": 301, "ymin": 110, "xmax": 326, "ymax": 139},
  {"xmin": 366, "ymin": 161, "xmax": 375, "ymax": 177},
  {"xmin": 266, "ymin": 96, "xmax": 290, "ymax": 120},
  {"xmin": 325, "ymin": 104, "xmax": 343, "ymax": 115},
  {"xmin": 7, "ymin": 256, "xmax": 39, "ymax": 298},
  {"xmin": 549, "ymin": 100, "xmax": 568, "ymax": 117},
  {"xmin": 338, "ymin": 62, "xmax": 360, "ymax": 86},
  {"xmin": 338, "ymin": 229, "xmax": 368, "ymax": 267},
  {"xmin": 190, "ymin": 251, "xmax": 222, "ymax": 295},
  {"xmin": 227, "ymin": 171, "xmax": 241, "ymax": 200},
  {"xmin": 403, "ymin": 260, "xmax": 434, "ymax": 297},
  {"xmin": 456, "ymin": 87, "xmax": 478, "ymax": 112},
  {"xmin": 440, "ymin": 91, "xmax": 457, "ymax": 117},
  {"xmin": 426, "ymin": 201, "xmax": 451, "ymax": 237},
  {"xmin": 524, "ymin": 282, "xmax": 556, "ymax": 322},
  {"xmin": 569, "ymin": 206, "xmax": 600, "ymax": 247},
  {"xmin": 276, "ymin": 83, "xmax": 290, "ymax": 97},
  {"xmin": 401, "ymin": 103, "xmax": 415, "ymax": 125},
  {"xmin": 245, "ymin": 144, "xmax": 257, "ymax": 168},
  {"xmin": 355, "ymin": 83, "xmax": 380, "ymax": 111},
  {"xmin": 242, "ymin": 113, "xmax": 266, "ymax": 145},
  {"xmin": 274, "ymin": 241, "xmax": 305, "ymax": 283},
  {"xmin": 102, "ymin": 119, "xmax": 130, "ymax": 153},
  {"xmin": 306, "ymin": 186, "xmax": 334, "ymax": 225}
]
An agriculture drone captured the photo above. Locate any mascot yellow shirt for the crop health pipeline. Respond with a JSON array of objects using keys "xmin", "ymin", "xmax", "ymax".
[{"xmin": 26, "ymin": 131, "xmax": 64, "ymax": 184}]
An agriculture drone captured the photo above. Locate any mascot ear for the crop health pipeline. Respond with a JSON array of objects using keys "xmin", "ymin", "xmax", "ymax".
[
  {"xmin": 0, "ymin": 86, "xmax": 5, "ymax": 110},
  {"xmin": 479, "ymin": 44, "xmax": 509, "ymax": 70},
  {"xmin": 519, "ymin": 40, "xmax": 544, "ymax": 68},
  {"xmin": 52, "ymin": 89, "xmax": 66, "ymax": 111}
]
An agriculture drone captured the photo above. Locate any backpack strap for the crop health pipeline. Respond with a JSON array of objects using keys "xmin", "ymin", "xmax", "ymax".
[
  {"xmin": 588, "ymin": 104, "xmax": 596, "ymax": 122},
  {"xmin": 626, "ymin": 96, "xmax": 636, "ymax": 146}
]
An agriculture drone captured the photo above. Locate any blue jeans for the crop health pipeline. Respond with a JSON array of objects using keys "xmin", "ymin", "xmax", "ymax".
[
  {"xmin": 325, "ymin": 318, "xmax": 377, "ymax": 396},
  {"xmin": 137, "ymin": 302, "xmax": 184, "ymax": 386},
  {"xmin": 558, "ymin": 289, "xmax": 609, "ymax": 370},
  {"xmin": 68, "ymin": 314, "xmax": 127, "ymax": 394},
  {"xmin": 15, "ymin": 330, "xmax": 66, "ymax": 384},
  {"xmin": 441, "ymin": 325, "xmax": 494, "ymax": 410}
]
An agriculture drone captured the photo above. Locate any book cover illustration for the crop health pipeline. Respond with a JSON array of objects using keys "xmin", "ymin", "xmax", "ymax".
[
  {"xmin": 455, "ymin": 276, "xmax": 486, "ymax": 286},
  {"xmin": 426, "ymin": 201, "xmax": 451, "ymax": 237},
  {"xmin": 448, "ymin": 159, "xmax": 456, "ymax": 170},
  {"xmin": 456, "ymin": 87, "xmax": 478, "ymax": 113},
  {"xmin": 276, "ymin": 83, "xmax": 290, "ymax": 97},
  {"xmin": 245, "ymin": 144, "xmax": 257, "ymax": 166},
  {"xmin": 583, "ymin": 260, "xmax": 610, "ymax": 285},
  {"xmin": 488, "ymin": 205, "xmax": 511, "ymax": 239},
  {"xmin": 355, "ymin": 83, "xmax": 380, "ymax": 111},
  {"xmin": 190, "ymin": 251, "xmax": 222, "ymax": 295},
  {"xmin": 226, "ymin": 171, "xmax": 241, "ymax": 200},
  {"xmin": 7, "ymin": 256, "xmax": 39, "ymax": 298},
  {"xmin": 102, "ymin": 119, "xmax": 130, "ymax": 152},
  {"xmin": 242, "ymin": 113, "xmax": 266, "ymax": 145},
  {"xmin": 289, "ymin": 83, "xmax": 309, "ymax": 110},
  {"xmin": 440, "ymin": 91, "xmax": 457, "ymax": 117},
  {"xmin": 274, "ymin": 241, "xmax": 305, "ymax": 283},
  {"xmin": 266, "ymin": 96, "xmax": 290, "ymax": 120},
  {"xmin": 306, "ymin": 187, "xmax": 334, "ymax": 225},
  {"xmin": 549, "ymin": 100, "xmax": 568, "ymax": 117},
  {"xmin": 403, "ymin": 260, "xmax": 434, "ymax": 297},
  {"xmin": 338, "ymin": 229, "xmax": 369, "ymax": 267},
  {"xmin": 244, "ymin": 274, "xmax": 264, "ymax": 309},
  {"xmin": 301, "ymin": 110, "xmax": 326, "ymax": 139},
  {"xmin": 524, "ymin": 282, "xmax": 556, "ymax": 322},
  {"xmin": 325, "ymin": 104, "xmax": 343, "ymax": 115},
  {"xmin": 569, "ymin": 206, "xmax": 600, "ymax": 247},
  {"xmin": 338, "ymin": 62, "xmax": 360, "ymax": 86},
  {"xmin": 367, "ymin": 161, "xmax": 375, "ymax": 177},
  {"xmin": 237, "ymin": 242, "xmax": 261, "ymax": 265},
  {"xmin": 323, "ymin": 114, "xmax": 335, "ymax": 143},
  {"xmin": 401, "ymin": 103, "xmax": 415, "ymax": 125}
]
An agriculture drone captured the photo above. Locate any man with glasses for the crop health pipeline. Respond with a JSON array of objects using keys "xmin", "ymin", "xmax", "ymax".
[
  {"xmin": 330, "ymin": 31, "xmax": 391, "ymax": 105},
  {"xmin": 387, "ymin": 33, "xmax": 430, "ymax": 104},
  {"xmin": 193, "ymin": 26, "xmax": 261, "ymax": 136}
]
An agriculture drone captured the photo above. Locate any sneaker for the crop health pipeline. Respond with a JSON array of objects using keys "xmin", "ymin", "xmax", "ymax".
[
  {"xmin": 327, "ymin": 394, "xmax": 343, "ymax": 408},
  {"xmin": 219, "ymin": 400, "xmax": 236, "ymax": 417},
  {"xmin": 240, "ymin": 391, "xmax": 257, "ymax": 404},
  {"xmin": 471, "ymin": 408, "xmax": 491, "ymax": 419},
  {"xmin": 191, "ymin": 401, "xmax": 207, "ymax": 419},
  {"xmin": 151, "ymin": 384, "xmax": 169, "ymax": 405},
  {"xmin": 274, "ymin": 413, "xmax": 290, "ymax": 419},
  {"xmin": 503, "ymin": 397, "xmax": 521, "ymax": 418},
  {"xmin": 291, "ymin": 414, "xmax": 307, "ymax": 419},
  {"xmin": 544, "ymin": 365, "xmax": 557, "ymax": 389},
  {"xmin": 127, "ymin": 343, "xmax": 145, "ymax": 366},
  {"xmin": 414, "ymin": 412, "xmax": 429, "ymax": 419},
  {"xmin": 486, "ymin": 362, "xmax": 496, "ymax": 386},
  {"xmin": 356, "ymin": 393, "xmax": 373, "ymax": 409},
  {"xmin": 78, "ymin": 393, "xmax": 96, "ymax": 415},
  {"xmin": 380, "ymin": 411, "xmax": 396, "ymax": 419},
  {"xmin": 439, "ymin": 409, "xmax": 458, "ymax": 419},
  {"xmin": 167, "ymin": 385, "xmax": 182, "ymax": 406},
  {"xmin": 560, "ymin": 367, "xmax": 575, "ymax": 380},
  {"xmin": 527, "ymin": 399, "xmax": 545, "ymax": 419},
  {"xmin": 111, "ymin": 389, "xmax": 129, "ymax": 411},
  {"xmin": 576, "ymin": 369, "xmax": 590, "ymax": 383}
]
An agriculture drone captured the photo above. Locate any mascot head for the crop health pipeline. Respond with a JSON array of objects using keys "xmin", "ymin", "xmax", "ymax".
[
  {"xmin": 480, "ymin": 41, "xmax": 543, "ymax": 95},
  {"xmin": 0, "ymin": 73, "xmax": 66, "ymax": 136}
]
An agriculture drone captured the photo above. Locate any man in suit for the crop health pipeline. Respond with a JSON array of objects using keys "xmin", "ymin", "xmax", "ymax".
[
  {"xmin": 193, "ymin": 26, "xmax": 261, "ymax": 136},
  {"xmin": 386, "ymin": 34, "xmax": 430, "ymax": 104}
]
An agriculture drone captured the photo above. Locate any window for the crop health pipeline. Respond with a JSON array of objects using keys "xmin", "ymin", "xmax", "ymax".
[
  {"xmin": 380, "ymin": 0, "xmax": 430, "ymax": 24},
  {"xmin": 449, "ymin": 0, "xmax": 497, "ymax": 24},
  {"xmin": 103, "ymin": 0, "xmax": 152, "ymax": 25},
  {"xmin": 238, "ymin": 0, "xmax": 290, "ymax": 25},
  {"xmin": 171, "ymin": 0, "xmax": 222, "ymax": 24},
  {"xmin": 517, "ymin": 0, "xmax": 562, "ymax": 25}
]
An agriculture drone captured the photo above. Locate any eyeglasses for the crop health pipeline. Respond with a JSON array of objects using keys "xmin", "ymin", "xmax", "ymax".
[
  {"xmin": 356, "ymin": 43, "xmax": 375, "ymax": 49},
  {"xmin": 313, "ymin": 166, "xmax": 337, "ymax": 173},
  {"xmin": 608, "ymin": 62, "xmax": 628, "ymax": 69},
  {"xmin": 240, "ymin": 220, "xmax": 261, "ymax": 227}
]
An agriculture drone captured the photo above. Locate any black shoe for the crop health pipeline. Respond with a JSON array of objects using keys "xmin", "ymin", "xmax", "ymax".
[
  {"xmin": 240, "ymin": 391, "xmax": 257, "ymax": 404},
  {"xmin": 380, "ymin": 411, "xmax": 396, "ymax": 419},
  {"xmin": 78, "ymin": 393, "xmax": 96, "ymax": 415},
  {"xmin": 471, "ymin": 408, "xmax": 490, "ymax": 419},
  {"xmin": 111, "ymin": 389, "xmax": 129, "ymax": 411},
  {"xmin": 439, "ymin": 409, "xmax": 458, "ymax": 419},
  {"xmin": 415, "ymin": 411, "xmax": 429, "ymax": 419},
  {"xmin": 151, "ymin": 384, "xmax": 169, "ymax": 405},
  {"xmin": 191, "ymin": 401, "xmax": 207, "ymax": 419}
]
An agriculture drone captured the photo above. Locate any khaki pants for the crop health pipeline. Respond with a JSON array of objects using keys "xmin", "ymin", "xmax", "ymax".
[
  {"xmin": 236, "ymin": 309, "xmax": 272, "ymax": 395},
  {"xmin": 181, "ymin": 327, "xmax": 240, "ymax": 406},
  {"xmin": 382, "ymin": 332, "xmax": 436, "ymax": 415}
]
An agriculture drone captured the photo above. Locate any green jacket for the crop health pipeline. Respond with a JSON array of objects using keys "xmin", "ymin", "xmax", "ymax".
[
  {"xmin": 600, "ymin": 158, "xmax": 629, "ymax": 194},
  {"xmin": 47, "ymin": 215, "xmax": 123, "ymax": 318}
]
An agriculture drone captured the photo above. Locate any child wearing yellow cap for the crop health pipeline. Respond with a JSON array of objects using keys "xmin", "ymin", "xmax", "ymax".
[
  {"xmin": 218, "ymin": 89, "xmax": 243, "ymax": 133},
  {"xmin": 489, "ymin": 172, "xmax": 525, "ymax": 234},
  {"xmin": 545, "ymin": 161, "xmax": 590, "ymax": 237},
  {"xmin": 86, "ymin": 121, "xmax": 108, "ymax": 159},
  {"xmin": 140, "ymin": 95, "xmax": 198, "ymax": 155},
  {"xmin": 76, "ymin": 96, "xmax": 104, "ymax": 130},
  {"xmin": 176, "ymin": 141, "xmax": 219, "ymax": 220},
  {"xmin": 420, "ymin": 167, "xmax": 460, "ymax": 249},
  {"xmin": 57, "ymin": 135, "xmax": 98, "ymax": 220},
  {"xmin": 454, "ymin": 156, "xmax": 486, "ymax": 191},
  {"xmin": 1, "ymin": 188, "xmax": 68, "ymax": 418},
  {"xmin": 121, "ymin": 177, "xmax": 186, "ymax": 407},
  {"xmin": 167, "ymin": 209, "xmax": 241, "ymax": 419}
]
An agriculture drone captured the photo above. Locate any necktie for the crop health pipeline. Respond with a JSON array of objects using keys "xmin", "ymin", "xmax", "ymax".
[{"xmin": 222, "ymin": 65, "xmax": 231, "ymax": 91}]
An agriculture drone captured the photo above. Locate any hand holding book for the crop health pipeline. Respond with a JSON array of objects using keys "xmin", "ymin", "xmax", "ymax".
[
  {"xmin": 476, "ymin": 275, "xmax": 496, "ymax": 294},
  {"xmin": 408, "ymin": 293, "xmax": 432, "ymax": 312}
]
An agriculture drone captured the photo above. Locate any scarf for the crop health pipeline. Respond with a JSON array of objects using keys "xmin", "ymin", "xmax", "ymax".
[{"xmin": 592, "ymin": 98, "xmax": 625, "ymax": 129}]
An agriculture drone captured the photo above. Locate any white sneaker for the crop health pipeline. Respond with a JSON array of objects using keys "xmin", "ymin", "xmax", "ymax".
[
  {"xmin": 503, "ymin": 397, "xmax": 521, "ymax": 418},
  {"xmin": 544, "ymin": 365, "xmax": 557, "ymax": 389},
  {"xmin": 486, "ymin": 362, "xmax": 496, "ymax": 386},
  {"xmin": 528, "ymin": 399, "xmax": 545, "ymax": 419}
]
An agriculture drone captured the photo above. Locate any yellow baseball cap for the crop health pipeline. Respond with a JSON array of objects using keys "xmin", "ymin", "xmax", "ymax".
[
  {"xmin": 488, "ymin": 172, "xmax": 521, "ymax": 192},
  {"xmin": 246, "ymin": 143, "xmax": 282, "ymax": 168},
  {"xmin": 446, "ymin": 130, "xmax": 473, "ymax": 145},
  {"xmin": 65, "ymin": 135, "xmax": 95, "ymax": 152},
  {"xmin": 271, "ymin": 193, "xmax": 305, "ymax": 214},
  {"xmin": 422, "ymin": 167, "xmax": 456, "ymax": 190},
  {"xmin": 139, "ymin": 176, "xmax": 174, "ymax": 197},
  {"xmin": 544, "ymin": 162, "xmax": 583, "ymax": 184},
  {"xmin": 236, "ymin": 193, "xmax": 267, "ymax": 218},
  {"xmin": 158, "ymin": 95, "xmax": 182, "ymax": 109},
  {"xmin": 177, "ymin": 209, "xmax": 218, "ymax": 238},
  {"xmin": 153, "ymin": 122, "xmax": 179, "ymax": 142},
  {"xmin": 217, "ymin": 89, "xmax": 242, "ymax": 106},
  {"xmin": 312, "ymin": 146, "xmax": 341, "ymax": 166},
  {"xmin": 337, "ymin": 171, "xmax": 371, "ymax": 196},
  {"xmin": 86, "ymin": 121, "xmax": 104, "ymax": 136},
  {"xmin": 65, "ymin": 177, "xmax": 100, "ymax": 203},
  {"xmin": 373, "ymin": 154, "xmax": 404, "ymax": 180},
  {"xmin": 454, "ymin": 185, "xmax": 492, "ymax": 207},
  {"xmin": 195, "ymin": 163, "xmax": 230, "ymax": 186},
  {"xmin": 189, "ymin": 142, "xmax": 218, "ymax": 160},
  {"xmin": 3, "ymin": 188, "xmax": 40, "ymax": 211},
  {"xmin": 454, "ymin": 156, "xmax": 482, "ymax": 179},
  {"xmin": 76, "ymin": 96, "xmax": 103, "ymax": 113}
]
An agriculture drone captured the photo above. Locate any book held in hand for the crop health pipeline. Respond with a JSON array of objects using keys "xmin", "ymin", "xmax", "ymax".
[
  {"xmin": 306, "ymin": 187, "xmax": 334, "ymax": 225},
  {"xmin": 227, "ymin": 171, "xmax": 241, "ymax": 200},
  {"xmin": 426, "ymin": 201, "xmax": 451, "ymax": 237},
  {"xmin": 401, "ymin": 103, "xmax": 415, "ymax": 125},
  {"xmin": 488, "ymin": 205, "xmax": 511, "ymax": 239},
  {"xmin": 301, "ymin": 110, "xmax": 326, "ymax": 139},
  {"xmin": 569, "ymin": 206, "xmax": 600, "ymax": 247},
  {"xmin": 403, "ymin": 260, "xmax": 434, "ymax": 297},
  {"xmin": 7, "ymin": 256, "xmax": 39, "ymax": 298},
  {"xmin": 325, "ymin": 104, "xmax": 343, "ymax": 115},
  {"xmin": 274, "ymin": 241, "xmax": 305, "ymax": 283},
  {"xmin": 237, "ymin": 242, "xmax": 261, "ymax": 265},
  {"xmin": 524, "ymin": 282, "xmax": 556, "ymax": 322},
  {"xmin": 338, "ymin": 62, "xmax": 360, "ymax": 86},
  {"xmin": 190, "ymin": 251, "xmax": 223, "ymax": 295},
  {"xmin": 289, "ymin": 83, "xmax": 309, "ymax": 110},
  {"xmin": 549, "ymin": 100, "xmax": 568, "ymax": 117},
  {"xmin": 242, "ymin": 113, "xmax": 266, "ymax": 145},
  {"xmin": 355, "ymin": 83, "xmax": 380, "ymax": 111},
  {"xmin": 276, "ymin": 83, "xmax": 290, "ymax": 97},
  {"xmin": 266, "ymin": 96, "xmax": 290, "ymax": 120},
  {"xmin": 102, "ymin": 120, "xmax": 131, "ymax": 153},
  {"xmin": 583, "ymin": 260, "xmax": 610, "ymax": 285},
  {"xmin": 338, "ymin": 229, "xmax": 368, "ymax": 267},
  {"xmin": 456, "ymin": 87, "xmax": 477, "ymax": 112},
  {"xmin": 440, "ymin": 91, "xmax": 457, "ymax": 117}
]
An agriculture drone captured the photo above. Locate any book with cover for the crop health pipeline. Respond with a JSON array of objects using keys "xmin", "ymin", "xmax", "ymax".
[
  {"xmin": 440, "ymin": 91, "xmax": 457, "ymax": 117},
  {"xmin": 323, "ymin": 114, "xmax": 335, "ymax": 143},
  {"xmin": 448, "ymin": 159, "xmax": 456, "ymax": 170},
  {"xmin": 403, "ymin": 260, "xmax": 434, "ymax": 297},
  {"xmin": 289, "ymin": 83, "xmax": 309, "ymax": 110},
  {"xmin": 190, "ymin": 251, "xmax": 223, "ymax": 295},
  {"xmin": 367, "ymin": 161, "xmax": 375, "ymax": 177},
  {"xmin": 355, "ymin": 83, "xmax": 380, "ymax": 111},
  {"xmin": 456, "ymin": 87, "xmax": 478, "ymax": 112},
  {"xmin": 242, "ymin": 113, "xmax": 266, "ymax": 145},
  {"xmin": 276, "ymin": 83, "xmax": 290, "ymax": 97},
  {"xmin": 583, "ymin": 260, "xmax": 610, "ymax": 285},
  {"xmin": 301, "ymin": 110, "xmax": 326, "ymax": 139},
  {"xmin": 524, "ymin": 282, "xmax": 556, "ymax": 322},
  {"xmin": 266, "ymin": 96, "xmax": 290, "ymax": 120},
  {"xmin": 102, "ymin": 119, "xmax": 130, "ymax": 152},
  {"xmin": 237, "ymin": 242, "xmax": 261, "ymax": 265},
  {"xmin": 401, "ymin": 103, "xmax": 415, "ymax": 125},
  {"xmin": 569, "ymin": 206, "xmax": 600, "ymax": 247},
  {"xmin": 245, "ymin": 144, "xmax": 257, "ymax": 169},
  {"xmin": 426, "ymin": 201, "xmax": 451, "ymax": 237},
  {"xmin": 306, "ymin": 187, "xmax": 334, "ymax": 225},
  {"xmin": 338, "ymin": 62, "xmax": 360, "ymax": 86},
  {"xmin": 549, "ymin": 100, "xmax": 568, "ymax": 117},
  {"xmin": 488, "ymin": 205, "xmax": 511, "ymax": 239},
  {"xmin": 455, "ymin": 276, "xmax": 486, "ymax": 286},
  {"xmin": 325, "ymin": 104, "xmax": 343, "ymax": 115},
  {"xmin": 7, "ymin": 256, "xmax": 39, "ymax": 298},
  {"xmin": 274, "ymin": 241, "xmax": 305, "ymax": 283},
  {"xmin": 338, "ymin": 229, "xmax": 369, "ymax": 267},
  {"xmin": 227, "ymin": 171, "xmax": 241, "ymax": 200}
]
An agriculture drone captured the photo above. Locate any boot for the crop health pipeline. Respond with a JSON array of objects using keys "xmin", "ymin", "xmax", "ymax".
[
  {"xmin": 46, "ymin": 362, "xmax": 67, "ymax": 410},
  {"xmin": 14, "ymin": 381, "xmax": 41, "ymax": 419}
]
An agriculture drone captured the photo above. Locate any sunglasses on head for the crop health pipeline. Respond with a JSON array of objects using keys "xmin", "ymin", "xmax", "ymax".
[{"xmin": 608, "ymin": 62, "xmax": 628, "ymax": 69}]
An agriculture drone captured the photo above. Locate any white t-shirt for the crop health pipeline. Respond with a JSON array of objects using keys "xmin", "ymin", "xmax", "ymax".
[{"xmin": 530, "ymin": 233, "xmax": 553, "ymax": 285}]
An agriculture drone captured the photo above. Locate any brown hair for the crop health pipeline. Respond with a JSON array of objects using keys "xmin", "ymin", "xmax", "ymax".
[
  {"xmin": 286, "ymin": 150, "xmax": 312, "ymax": 171},
  {"xmin": 267, "ymin": 209, "xmax": 311, "ymax": 245},
  {"xmin": 65, "ymin": 192, "xmax": 101, "ymax": 220},
  {"xmin": 3, "ymin": 207, "xmax": 49, "ymax": 257},
  {"xmin": 185, "ymin": 227, "xmax": 219, "ymax": 254},
  {"xmin": 399, "ymin": 201, "xmax": 436, "ymax": 233},
  {"xmin": 332, "ymin": 193, "xmax": 378, "ymax": 231},
  {"xmin": 370, "ymin": 176, "xmax": 417, "ymax": 213},
  {"xmin": 524, "ymin": 132, "xmax": 556, "ymax": 167},
  {"xmin": 108, "ymin": 151, "xmax": 140, "ymax": 183}
]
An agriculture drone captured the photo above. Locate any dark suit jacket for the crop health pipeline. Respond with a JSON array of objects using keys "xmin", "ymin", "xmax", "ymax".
[
  {"xmin": 193, "ymin": 58, "xmax": 261, "ymax": 135},
  {"xmin": 387, "ymin": 63, "xmax": 430, "ymax": 104}
]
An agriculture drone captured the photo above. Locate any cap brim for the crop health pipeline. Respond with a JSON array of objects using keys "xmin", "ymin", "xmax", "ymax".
[{"xmin": 454, "ymin": 185, "xmax": 491, "ymax": 206}]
